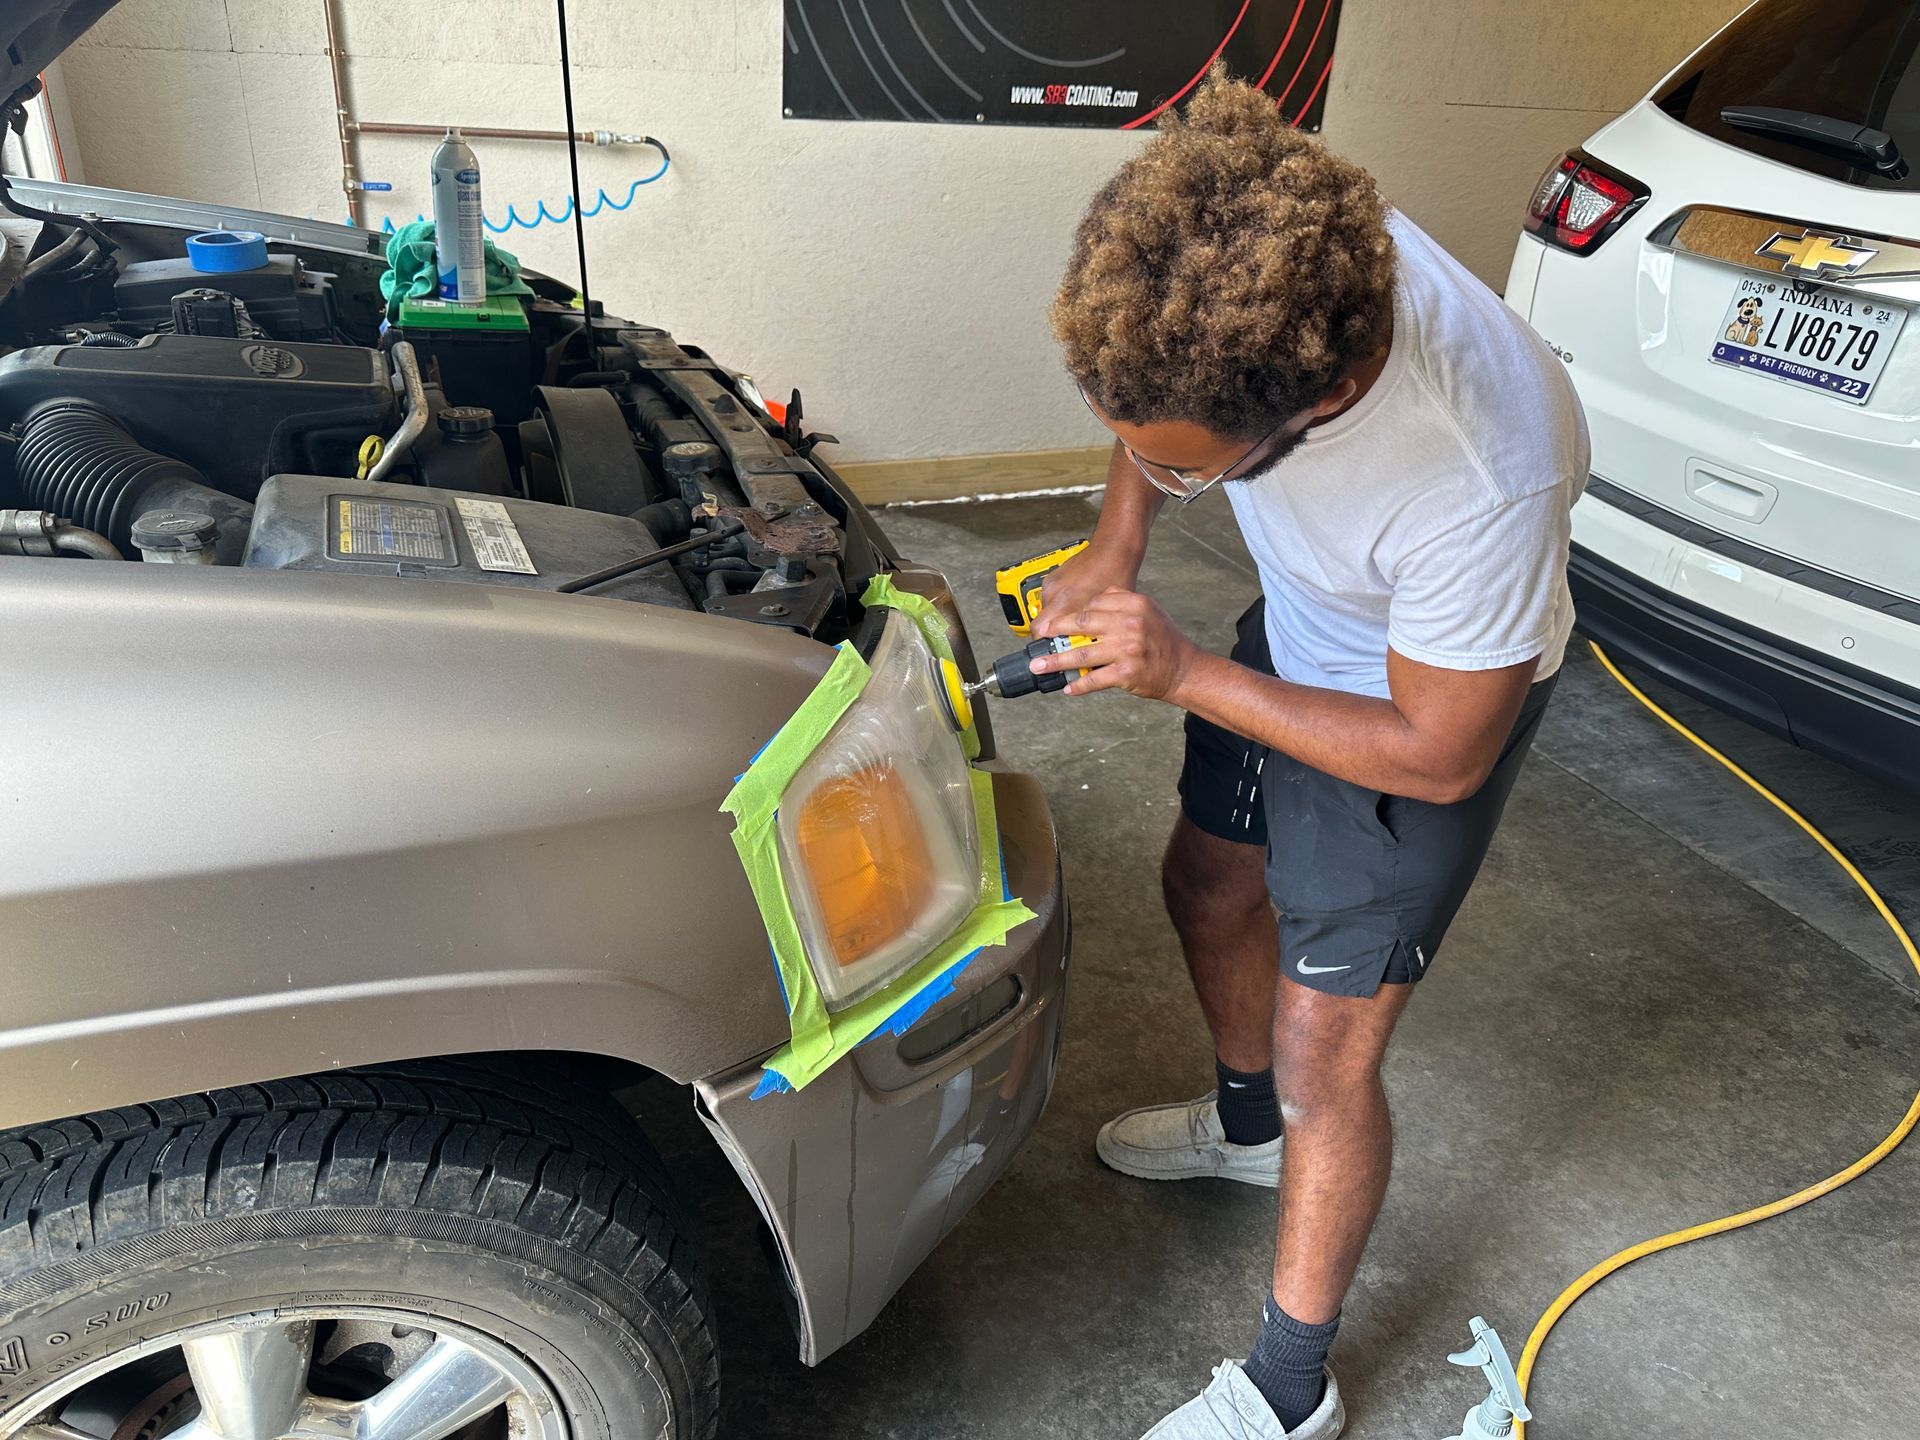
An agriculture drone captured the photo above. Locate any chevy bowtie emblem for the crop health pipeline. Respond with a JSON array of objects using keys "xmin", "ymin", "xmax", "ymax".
[{"xmin": 1757, "ymin": 231, "xmax": 1878, "ymax": 278}]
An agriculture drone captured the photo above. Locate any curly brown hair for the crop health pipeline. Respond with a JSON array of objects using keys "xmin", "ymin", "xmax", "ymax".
[{"xmin": 1051, "ymin": 66, "xmax": 1395, "ymax": 440}]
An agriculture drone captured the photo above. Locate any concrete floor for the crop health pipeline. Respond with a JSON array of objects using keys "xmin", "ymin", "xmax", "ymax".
[{"xmin": 658, "ymin": 491, "xmax": 1920, "ymax": 1439}]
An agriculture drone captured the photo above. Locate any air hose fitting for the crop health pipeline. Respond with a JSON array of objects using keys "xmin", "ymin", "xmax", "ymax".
[{"xmin": 0, "ymin": 508, "xmax": 123, "ymax": 560}]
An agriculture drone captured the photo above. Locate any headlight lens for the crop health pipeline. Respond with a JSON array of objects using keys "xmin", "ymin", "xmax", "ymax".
[{"xmin": 776, "ymin": 613, "xmax": 981, "ymax": 1009}]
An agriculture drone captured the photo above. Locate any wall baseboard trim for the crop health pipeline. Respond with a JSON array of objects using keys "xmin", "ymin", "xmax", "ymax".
[{"xmin": 836, "ymin": 446, "xmax": 1111, "ymax": 506}]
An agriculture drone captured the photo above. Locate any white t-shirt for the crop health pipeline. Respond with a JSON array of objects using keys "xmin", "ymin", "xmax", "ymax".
[{"xmin": 1223, "ymin": 212, "xmax": 1588, "ymax": 699}]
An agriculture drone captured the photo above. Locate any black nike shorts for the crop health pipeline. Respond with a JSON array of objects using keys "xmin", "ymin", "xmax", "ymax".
[{"xmin": 1178, "ymin": 599, "xmax": 1556, "ymax": 998}]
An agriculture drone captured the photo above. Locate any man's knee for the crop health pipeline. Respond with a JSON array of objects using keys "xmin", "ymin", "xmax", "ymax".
[
  {"xmin": 1271, "ymin": 1050, "xmax": 1381, "ymax": 1129},
  {"xmin": 1161, "ymin": 820, "xmax": 1269, "ymax": 938},
  {"xmin": 1270, "ymin": 984, "xmax": 1409, "ymax": 1125}
]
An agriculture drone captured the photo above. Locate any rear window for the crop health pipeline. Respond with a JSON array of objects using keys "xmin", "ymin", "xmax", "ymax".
[{"xmin": 1655, "ymin": 0, "xmax": 1920, "ymax": 192}]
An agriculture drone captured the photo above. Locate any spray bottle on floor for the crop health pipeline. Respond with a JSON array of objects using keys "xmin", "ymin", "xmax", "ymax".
[
  {"xmin": 430, "ymin": 127, "xmax": 485, "ymax": 303},
  {"xmin": 1441, "ymin": 1318, "xmax": 1531, "ymax": 1440}
]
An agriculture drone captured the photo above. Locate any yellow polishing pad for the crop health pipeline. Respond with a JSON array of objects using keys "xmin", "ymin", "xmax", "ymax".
[{"xmin": 936, "ymin": 656, "xmax": 974, "ymax": 733}]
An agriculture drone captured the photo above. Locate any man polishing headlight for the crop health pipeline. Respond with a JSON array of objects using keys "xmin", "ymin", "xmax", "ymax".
[{"xmin": 1035, "ymin": 67, "xmax": 1586, "ymax": 1440}]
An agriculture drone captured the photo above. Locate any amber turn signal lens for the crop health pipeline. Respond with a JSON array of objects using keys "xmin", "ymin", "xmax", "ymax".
[{"xmin": 794, "ymin": 764, "xmax": 938, "ymax": 970}]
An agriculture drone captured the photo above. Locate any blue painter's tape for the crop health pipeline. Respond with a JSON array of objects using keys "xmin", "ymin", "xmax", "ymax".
[
  {"xmin": 766, "ymin": 933, "xmax": 789, "ymax": 1010},
  {"xmin": 751, "ymin": 1069, "xmax": 794, "ymax": 1098},
  {"xmin": 864, "ymin": 825, "xmax": 1015, "ymax": 1044},
  {"xmin": 876, "ymin": 947, "xmax": 980, "ymax": 1038},
  {"xmin": 753, "ymin": 928, "xmax": 986, "ymax": 1094},
  {"xmin": 185, "ymin": 230, "xmax": 268, "ymax": 273},
  {"xmin": 747, "ymin": 719, "xmax": 1013, "ymax": 1099}
]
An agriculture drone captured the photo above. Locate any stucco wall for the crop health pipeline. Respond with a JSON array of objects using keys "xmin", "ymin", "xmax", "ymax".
[{"xmin": 53, "ymin": 0, "xmax": 1745, "ymax": 462}]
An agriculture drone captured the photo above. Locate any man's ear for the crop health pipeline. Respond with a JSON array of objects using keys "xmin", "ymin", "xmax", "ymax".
[{"xmin": 1308, "ymin": 378, "xmax": 1358, "ymax": 420}]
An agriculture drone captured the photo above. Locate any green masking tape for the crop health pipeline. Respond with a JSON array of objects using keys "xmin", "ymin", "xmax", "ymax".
[
  {"xmin": 861, "ymin": 573, "xmax": 981, "ymax": 759},
  {"xmin": 720, "ymin": 621, "xmax": 1035, "ymax": 1093},
  {"xmin": 720, "ymin": 642, "xmax": 870, "ymax": 1078},
  {"xmin": 759, "ymin": 769, "xmax": 1033, "ymax": 1092}
]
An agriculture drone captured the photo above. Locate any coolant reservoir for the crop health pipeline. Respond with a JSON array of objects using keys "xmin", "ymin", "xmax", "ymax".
[{"xmin": 131, "ymin": 510, "xmax": 220, "ymax": 565}]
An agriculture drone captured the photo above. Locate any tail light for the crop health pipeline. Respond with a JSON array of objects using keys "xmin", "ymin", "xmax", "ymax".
[{"xmin": 1525, "ymin": 151, "xmax": 1647, "ymax": 254}]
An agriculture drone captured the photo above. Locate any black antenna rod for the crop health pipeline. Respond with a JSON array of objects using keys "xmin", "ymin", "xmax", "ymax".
[{"xmin": 554, "ymin": 0, "xmax": 594, "ymax": 342}]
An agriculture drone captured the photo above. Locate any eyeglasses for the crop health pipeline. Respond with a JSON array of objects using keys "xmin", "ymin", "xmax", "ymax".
[{"xmin": 1079, "ymin": 387, "xmax": 1289, "ymax": 504}]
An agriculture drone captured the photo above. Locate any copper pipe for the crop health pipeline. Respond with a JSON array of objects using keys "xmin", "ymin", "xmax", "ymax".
[
  {"xmin": 347, "ymin": 121, "xmax": 652, "ymax": 146},
  {"xmin": 322, "ymin": 0, "xmax": 361, "ymax": 226}
]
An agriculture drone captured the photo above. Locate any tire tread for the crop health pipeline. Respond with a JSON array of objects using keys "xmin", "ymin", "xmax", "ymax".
[{"xmin": 0, "ymin": 1057, "xmax": 718, "ymax": 1438}]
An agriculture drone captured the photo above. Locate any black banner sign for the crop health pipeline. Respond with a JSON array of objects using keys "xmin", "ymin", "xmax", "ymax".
[{"xmin": 783, "ymin": 1, "xmax": 1345, "ymax": 131}]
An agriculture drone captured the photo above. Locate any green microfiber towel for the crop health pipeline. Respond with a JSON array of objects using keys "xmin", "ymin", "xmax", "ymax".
[{"xmin": 378, "ymin": 220, "xmax": 534, "ymax": 320}]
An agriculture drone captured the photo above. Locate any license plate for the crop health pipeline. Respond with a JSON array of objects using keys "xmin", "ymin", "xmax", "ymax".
[{"xmin": 1709, "ymin": 273, "xmax": 1907, "ymax": 405}]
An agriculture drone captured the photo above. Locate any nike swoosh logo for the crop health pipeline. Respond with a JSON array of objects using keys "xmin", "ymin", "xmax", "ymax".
[{"xmin": 1295, "ymin": 957, "xmax": 1350, "ymax": 976}]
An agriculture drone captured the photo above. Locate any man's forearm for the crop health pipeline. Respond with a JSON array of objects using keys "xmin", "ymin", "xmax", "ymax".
[
  {"xmin": 1032, "ymin": 580, "xmax": 1535, "ymax": 799},
  {"xmin": 1089, "ymin": 440, "xmax": 1168, "ymax": 560},
  {"xmin": 1169, "ymin": 651, "xmax": 1497, "ymax": 804}
]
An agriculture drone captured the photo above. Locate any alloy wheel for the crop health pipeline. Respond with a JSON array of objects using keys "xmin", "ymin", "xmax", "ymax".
[{"xmin": 0, "ymin": 1307, "xmax": 570, "ymax": 1440}]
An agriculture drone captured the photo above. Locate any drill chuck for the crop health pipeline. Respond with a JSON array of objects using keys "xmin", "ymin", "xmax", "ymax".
[{"xmin": 974, "ymin": 636, "xmax": 1082, "ymax": 700}]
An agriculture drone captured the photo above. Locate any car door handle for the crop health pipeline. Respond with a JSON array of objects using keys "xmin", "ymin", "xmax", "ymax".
[{"xmin": 1686, "ymin": 461, "xmax": 1778, "ymax": 523}]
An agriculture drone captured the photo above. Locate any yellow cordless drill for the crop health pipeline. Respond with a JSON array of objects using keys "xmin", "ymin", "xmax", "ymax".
[
  {"xmin": 937, "ymin": 541, "xmax": 1096, "ymax": 732},
  {"xmin": 994, "ymin": 539, "xmax": 1090, "ymax": 636}
]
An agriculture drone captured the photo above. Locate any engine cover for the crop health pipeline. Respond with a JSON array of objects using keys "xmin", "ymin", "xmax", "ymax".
[
  {"xmin": 242, "ymin": 473, "xmax": 697, "ymax": 611},
  {"xmin": 0, "ymin": 335, "xmax": 394, "ymax": 495}
]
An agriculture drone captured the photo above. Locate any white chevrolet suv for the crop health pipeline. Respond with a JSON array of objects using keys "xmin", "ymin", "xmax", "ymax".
[{"xmin": 1504, "ymin": 0, "xmax": 1920, "ymax": 790}]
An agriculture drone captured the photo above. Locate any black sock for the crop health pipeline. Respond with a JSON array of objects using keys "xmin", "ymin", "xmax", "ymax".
[
  {"xmin": 1213, "ymin": 1059, "xmax": 1281, "ymax": 1146},
  {"xmin": 1243, "ymin": 1294, "xmax": 1337, "ymax": 1432}
]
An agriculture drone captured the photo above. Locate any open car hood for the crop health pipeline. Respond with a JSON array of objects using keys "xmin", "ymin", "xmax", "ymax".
[{"xmin": 2, "ymin": 2, "xmax": 118, "ymax": 111}]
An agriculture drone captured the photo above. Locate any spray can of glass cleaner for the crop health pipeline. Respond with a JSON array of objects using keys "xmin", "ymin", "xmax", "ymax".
[{"xmin": 430, "ymin": 128, "xmax": 485, "ymax": 303}]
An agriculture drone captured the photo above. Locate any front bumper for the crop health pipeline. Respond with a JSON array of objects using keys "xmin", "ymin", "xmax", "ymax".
[{"xmin": 694, "ymin": 769, "xmax": 1070, "ymax": 1363}]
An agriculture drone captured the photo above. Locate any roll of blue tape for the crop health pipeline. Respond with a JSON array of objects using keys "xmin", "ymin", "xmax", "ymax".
[{"xmin": 184, "ymin": 230, "xmax": 268, "ymax": 273}]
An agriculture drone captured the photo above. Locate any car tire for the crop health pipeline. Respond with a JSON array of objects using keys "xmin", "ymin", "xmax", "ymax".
[{"xmin": 0, "ymin": 1058, "xmax": 718, "ymax": 1438}]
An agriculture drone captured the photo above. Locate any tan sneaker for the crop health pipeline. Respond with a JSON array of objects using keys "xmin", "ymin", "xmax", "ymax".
[
  {"xmin": 1142, "ymin": 1362, "xmax": 1343, "ymax": 1439},
  {"xmin": 1096, "ymin": 1092, "xmax": 1282, "ymax": 1187}
]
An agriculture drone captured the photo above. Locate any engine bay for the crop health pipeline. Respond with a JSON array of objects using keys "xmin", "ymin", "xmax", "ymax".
[{"xmin": 0, "ymin": 203, "xmax": 881, "ymax": 640}]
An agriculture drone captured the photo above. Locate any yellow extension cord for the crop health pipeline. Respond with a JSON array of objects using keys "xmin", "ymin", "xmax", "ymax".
[{"xmin": 1512, "ymin": 642, "xmax": 1920, "ymax": 1437}]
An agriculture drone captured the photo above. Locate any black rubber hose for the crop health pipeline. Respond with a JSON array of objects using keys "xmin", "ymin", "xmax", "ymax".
[
  {"xmin": 0, "ymin": 173, "xmax": 116, "ymax": 258},
  {"xmin": 265, "ymin": 401, "xmax": 395, "ymax": 478},
  {"xmin": 630, "ymin": 497, "xmax": 691, "ymax": 543},
  {"xmin": 628, "ymin": 387, "xmax": 682, "ymax": 448},
  {"xmin": 15, "ymin": 403, "xmax": 253, "ymax": 562},
  {"xmin": 23, "ymin": 226, "xmax": 88, "ymax": 277}
]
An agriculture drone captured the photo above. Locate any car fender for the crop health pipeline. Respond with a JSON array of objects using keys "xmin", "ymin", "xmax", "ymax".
[{"xmin": 0, "ymin": 560, "xmax": 823, "ymax": 1129}]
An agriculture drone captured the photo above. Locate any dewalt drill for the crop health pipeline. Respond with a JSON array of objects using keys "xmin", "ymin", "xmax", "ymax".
[
  {"xmin": 937, "ymin": 541, "xmax": 1096, "ymax": 733},
  {"xmin": 994, "ymin": 539, "xmax": 1090, "ymax": 636}
]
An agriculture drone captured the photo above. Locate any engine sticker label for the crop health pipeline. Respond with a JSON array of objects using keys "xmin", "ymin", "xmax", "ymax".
[
  {"xmin": 329, "ymin": 496, "xmax": 455, "ymax": 564},
  {"xmin": 456, "ymin": 497, "xmax": 537, "ymax": 574}
]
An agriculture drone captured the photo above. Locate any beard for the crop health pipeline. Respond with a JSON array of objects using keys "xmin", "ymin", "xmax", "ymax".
[{"xmin": 1225, "ymin": 424, "xmax": 1308, "ymax": 487}]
